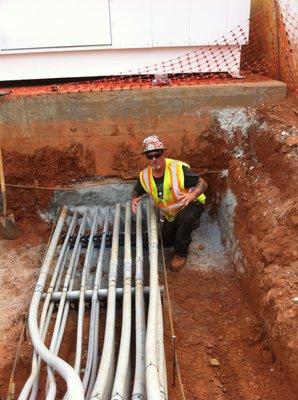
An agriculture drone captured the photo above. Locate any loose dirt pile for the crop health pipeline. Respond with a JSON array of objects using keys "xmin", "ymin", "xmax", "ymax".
[{"xmin": 0, "ymin": 219, "xmax": 51, "ymax": 398}]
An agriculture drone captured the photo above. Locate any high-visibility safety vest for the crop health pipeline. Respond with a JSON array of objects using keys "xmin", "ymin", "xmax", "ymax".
[{"xmin": 140, "ymin": 158, "xmax": 206, "ymax": 221}]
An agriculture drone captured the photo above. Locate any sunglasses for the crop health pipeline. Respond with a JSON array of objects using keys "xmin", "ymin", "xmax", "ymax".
[{"xmin": 146, "ymin": 151, "xmax": 163, "ymax": 160}]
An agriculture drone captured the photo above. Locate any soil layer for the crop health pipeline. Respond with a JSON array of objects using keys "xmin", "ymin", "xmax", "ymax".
[{"xmin": 2, "ymin": 143, "xmax": 96, "ymax": 219}]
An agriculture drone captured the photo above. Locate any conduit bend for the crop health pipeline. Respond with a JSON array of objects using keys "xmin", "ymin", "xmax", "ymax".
[
  {"xmin": 27, "ymin": 206, "xmax": 84, "ymax": 400},
  {"xmin": 20, "ymin": 212, "xmax": 78, "ymax": 400},
  {"xmin": 46, "ymin": 211, "xmax": 87, "ymax": 400}
]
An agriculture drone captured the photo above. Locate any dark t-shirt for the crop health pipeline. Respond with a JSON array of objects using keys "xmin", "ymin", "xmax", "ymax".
[{"xmin": 134, "ymin": 165, "xmax": 200, "ymax": 199}]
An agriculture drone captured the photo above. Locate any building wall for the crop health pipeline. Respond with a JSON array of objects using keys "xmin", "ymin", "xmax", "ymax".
[{"xmin": 0, "ymin": 0, "xmax": 251, "ymax": 81}]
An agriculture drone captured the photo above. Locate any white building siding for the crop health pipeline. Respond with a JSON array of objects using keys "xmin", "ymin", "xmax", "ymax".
[{"xmin": 0, "ymin": 0, "xmax": 251, "ymax": 81}]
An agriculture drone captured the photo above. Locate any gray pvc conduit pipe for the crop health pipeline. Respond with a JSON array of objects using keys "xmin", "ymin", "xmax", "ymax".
[
  {"xmin": 53, "ymin": 224, "xmax": 86, "ymax": 356},
  {"xmin": 45, "ymin": 211, "xmax": 87, "ymax": 400},
  {"xmin": 145, "ymin": 201, "xmax": 162, "ymax": 400},
  {"xmin": 90, "ymin": 204, "xmax": 121, "ymax": 400},
  {"xmin": 27, "ymin": 206, "xmax": 84, "ymax": 400},
  {"xmin": 20, "ymin": 212, "xmax": 79, "ymax": 400},
  {"xmin": 157, "ymin": 290, "xmax": 168, "ymax": 399},
  {"xmin": 132, "ymin": 202, "xmax": 147, "ymax": 400},
  {"xmin": 112, "ymin": 202, "xmax": 132, "ymax": 399},
  {"xmin": 84, "ymin": 208, "xmax": 110, "ymax": 399},
  {"xmin": 33, "ymin": 212, "xmax": 79, "ymax": 400},
  {"xmin": 20, "ymin": 203, "xmax": 167, "ymax": 398},
  {"xmin": 74, "ymin": 207, "xmax": 99, "ymax": 374},
  {"xmin": 45, "ymin": 286, "xmax": 152, "ymax": 302}
]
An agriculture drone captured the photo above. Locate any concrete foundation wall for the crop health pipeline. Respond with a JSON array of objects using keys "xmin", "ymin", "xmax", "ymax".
[{"xmin": 0, "ymin": 81, "xmax": 286, "ymax": 176}]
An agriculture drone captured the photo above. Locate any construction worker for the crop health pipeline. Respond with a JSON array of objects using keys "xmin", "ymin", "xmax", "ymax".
[{"xmin": 131, "ymin": 135, "xmax": 207, "ymax": 272}]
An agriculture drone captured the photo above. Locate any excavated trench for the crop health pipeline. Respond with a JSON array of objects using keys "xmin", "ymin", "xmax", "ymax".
[{"xmin": 0, "ymin": 98, "xmax": 297, "ymax": 399}]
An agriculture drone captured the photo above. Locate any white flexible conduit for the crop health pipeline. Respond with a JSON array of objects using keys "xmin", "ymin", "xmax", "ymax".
[
  {"xmin": 132, "ymin": 203, "xmax": 146, "ymax": 400},
  {"xmin": 46, "ymin": 211, "xmax": 87, "ymax": 400},
  {"xmin": 43, "ymin": 287, "xmax": 151, "ymax": 301},
  {"xmin": 157, "ymin": 291, "xmax": 168, "ymax": 400},
  {"xmin": 112, "ymin": 202, "xmax": 132, "ymax": 399},
  {"xmin": 145, "ymin": 201, "xmax": 161, "ymax": 399},
  {"xmin": 33, "ymin": 212, "xmax": 78, "ymax": 400},
  {"xmin": 90, "ymin": 203, "xmax": 121, "ymax": 400},
  {"xmin": 26, "ymin": 206, "xmax": 84, "ymax": 400},
  {"xmin": 19, "ymin": 211, "xmax": 78, "ymax": 400},
  {"xmin": 146, "ymin": 201, "xmax": 168, "ymax": 400},
  {"xmin": 83, "ymin": 208, "xmax": 110, "ymax": 399},
  {"xmin": 74, "ymin": 207, "xmax": 99, "ymax": 375}
]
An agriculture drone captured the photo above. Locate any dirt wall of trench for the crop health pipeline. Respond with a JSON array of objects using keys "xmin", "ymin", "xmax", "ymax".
[
  {"xmin": 228, "ymin": 100, "xmax": 298, "ymax": 391},
  {"xmin": 0, "ymin": 82, "xmax": 285, "ymax": 218},
  {"xmin": 0, "ymin": 81, "xmax": 286, "ymax": 176}
]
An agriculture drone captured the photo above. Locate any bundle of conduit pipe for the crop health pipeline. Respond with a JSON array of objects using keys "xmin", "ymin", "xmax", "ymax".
[{"xmin": 18, "ymin": 200, "xmax": 167, "ymax": 400}]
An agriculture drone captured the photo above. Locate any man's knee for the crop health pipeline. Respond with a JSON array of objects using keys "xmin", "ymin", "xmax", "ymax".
[
  {"xmin": 161, "ymin": 221, "xmax": 176, "ymax": 247},
  {"xmin": 177, "ymin": 204, "xmax": 203, "ymax": 230}
]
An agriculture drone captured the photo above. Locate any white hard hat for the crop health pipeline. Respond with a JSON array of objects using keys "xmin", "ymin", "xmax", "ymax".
[{"xmin": 141, "ymin": 135, "xmax": 166, "ymax": 154}]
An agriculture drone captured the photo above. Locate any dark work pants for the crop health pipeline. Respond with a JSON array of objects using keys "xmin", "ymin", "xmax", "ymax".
[{"xmin": 161, "ymin": 202, "xmax": 204, "ymax": 257}]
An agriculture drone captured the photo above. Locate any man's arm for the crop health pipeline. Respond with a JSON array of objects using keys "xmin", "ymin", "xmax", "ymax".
[
  {"xmin": 190, "ymin": 177, "xmax": 208, "ymax": 198},
  {"xmin": 178, "ymin": 177, "xmax": 207, "ymax": 206},
  {"xmin": 178, "ymin": 166, "xmax": 208, "ymax": 206},
  {"xmin": 131, "ymin": 192, "xmax": 141, "ymax": 214}
]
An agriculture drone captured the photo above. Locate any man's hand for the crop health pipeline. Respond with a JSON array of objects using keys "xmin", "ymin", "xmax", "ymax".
[
  {"xmin": 131, "ymin": 196, "xmax": 141, "ymax": 214},
  {"xmin": 176, "ymin": 191, "xmax": 197, "ymax": 207},
  {"xmin": 177, "ymin": 178, "xmax": 207, "ymax": 207}
]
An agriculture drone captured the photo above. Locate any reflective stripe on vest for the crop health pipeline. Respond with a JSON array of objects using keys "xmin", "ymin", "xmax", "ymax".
[{"xmin": 140, "ymin": 158, "xmax": 206, "ymax": 221}]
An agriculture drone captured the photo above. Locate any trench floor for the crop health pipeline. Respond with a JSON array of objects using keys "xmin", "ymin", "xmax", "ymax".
[
  {"xmin": 0, "ymin": 214, "xmax": 296, "ymax": 399},
  {"xmin": 163, "ymin": 215, "xmax": 296, "ymax": 400}
]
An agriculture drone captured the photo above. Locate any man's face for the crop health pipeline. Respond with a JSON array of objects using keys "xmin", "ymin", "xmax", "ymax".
[{"xmin": 145, "ymin": 150, "xmax": 165, "ymax": 173}]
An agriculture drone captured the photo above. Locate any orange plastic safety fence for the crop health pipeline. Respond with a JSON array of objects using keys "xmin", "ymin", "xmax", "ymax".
[
  {"xmin": 3, "ymin": 1, "xmax": 296, "ymax": 96},
  {"xmin": 275, "ymin": 1, "xmax": 298, "ymax": 95},
  {"xmin": 76, "ymin": 0, "xmax": 295, "ymax": 95}
]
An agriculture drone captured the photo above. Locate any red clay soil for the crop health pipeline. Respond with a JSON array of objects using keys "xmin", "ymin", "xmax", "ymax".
[
  {"xmin": 226, "ymin": 98, "xmax": 298, "ymax": 391},
  {"xmin": 2, "ymin": 143, "xmax": 96, "ymax": 219},
  {"xmin": 0, "ymin": 218, "xmax": 51, "ymax": 398},
  {"xmin": 229, "ymin": 160, "xmax": 298, "ymax": 390},
  {"xmin": 250, "ymin": 99, "xmax": 298, "ymax": 198},
  {"xmin": 164, "ymin": 268, "xmax": 296, "ymax": 400},
  {"xmin": 112, "ymin": 129, "xmax": 230, "ymax": 184},
  {"xmin": 163, "ymin": 97, "xmax": 298, "ymax": 397}
]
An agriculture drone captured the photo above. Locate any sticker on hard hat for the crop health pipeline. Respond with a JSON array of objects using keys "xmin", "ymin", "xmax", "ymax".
[
  {"xmin": 141, "ymin": 135, "xmax": 166, "ymax": 153},
  {"xmin": 144, "ymin": 135, "xmax": 159, "ymax": 142}
]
